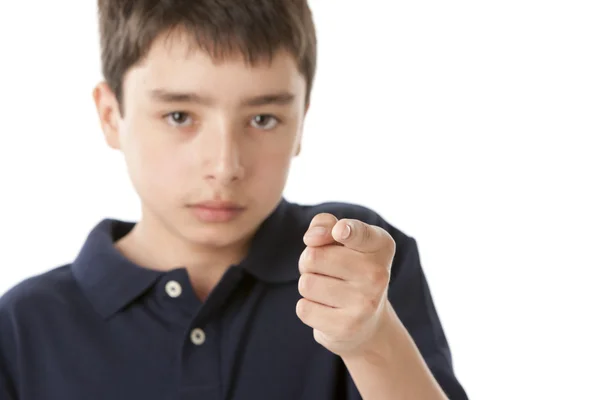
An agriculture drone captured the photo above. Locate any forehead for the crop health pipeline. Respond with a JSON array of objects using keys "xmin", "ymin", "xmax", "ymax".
[{"xmin": 123, "ymin": 31, "xmax": 306, "ymax": 101}]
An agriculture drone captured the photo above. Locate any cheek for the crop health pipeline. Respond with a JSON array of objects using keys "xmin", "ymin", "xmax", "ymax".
[
  {"xmin": 121, "ymin": 121, "xmax": 186, "ymax": 192},
  {"xmin": 252, "ymin": 144, "xmax": 295, "ymax": 186}
]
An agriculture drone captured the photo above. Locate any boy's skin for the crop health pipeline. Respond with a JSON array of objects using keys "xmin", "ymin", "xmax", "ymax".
[{"xmin": 92, "ymin": 30, "xmax": 448, "ymax": 399}]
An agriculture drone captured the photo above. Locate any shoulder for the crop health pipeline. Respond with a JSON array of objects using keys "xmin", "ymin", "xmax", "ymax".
[
  {"xmin": 0, "ymin": 265, "xmax": 77, "ymax": 320},
  {"xmin": 283, "ymin": 198, "xmax": 423, "ymax": 283},
  {"xmin": 0, "ymin": 265, "xmax": 78, "ymax": 371},
  {"xmin": 290, "ymin": 199, "xmax": 391, "ymax": 224},
  {"xmin": 288, "ymin": 198, "xmax": 411, "ymax": 235}
]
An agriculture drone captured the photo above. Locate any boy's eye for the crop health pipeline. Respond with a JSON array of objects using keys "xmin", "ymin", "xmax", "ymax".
[
  {"xmin": 250, "ymin": 114, "xmax": 279, "ymax": 130},
  {"xmin": 165, "ymin": 112, "xmax": 192, "ymax": 127}
]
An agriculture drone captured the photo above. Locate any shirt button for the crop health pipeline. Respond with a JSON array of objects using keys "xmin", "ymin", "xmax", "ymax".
[
  {"xmin": 190, "ymin": 328, "xmax": 206, "ymax": 345},
  {"xmin": 165, "ymin": 280, "xmax": 182, "ymax": 298}
]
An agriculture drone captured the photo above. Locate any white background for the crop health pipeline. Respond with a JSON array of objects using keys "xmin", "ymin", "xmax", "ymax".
[{"xmin": 1, "ymin": 1, "xmax": 599, "ymax": 399}]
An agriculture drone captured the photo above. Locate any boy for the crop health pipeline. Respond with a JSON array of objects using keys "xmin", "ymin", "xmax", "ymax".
[{"xmin": 0, "ymin": 1, "xmax": 468, "ymax": 399}]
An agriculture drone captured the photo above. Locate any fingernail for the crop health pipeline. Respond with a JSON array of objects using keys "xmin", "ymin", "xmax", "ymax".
[
  {"xmin": 306, "ymin": 226, "xmax": 327, "ymax": 237},
  {"xmin": 341, "ymin": 223, "xmax": 351, "ymax": 240}
]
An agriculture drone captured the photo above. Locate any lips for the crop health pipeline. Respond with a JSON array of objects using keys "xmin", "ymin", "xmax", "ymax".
[
  {"xmin": 187, "ymin": 199, "xmax": 246, "ymax": 223},
  {"xmin": 191, "ymin": 200, "xmax": 245, "ymax": 210}
]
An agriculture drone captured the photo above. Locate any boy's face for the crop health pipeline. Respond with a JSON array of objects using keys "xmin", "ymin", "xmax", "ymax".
[{"xmin": 93, "ymin": 32, "xmax": 307, "ymax": 248}]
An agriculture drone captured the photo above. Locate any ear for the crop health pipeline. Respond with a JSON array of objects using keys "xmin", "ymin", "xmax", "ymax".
[{"xmin": 92, "ymin": 82, "xmax": 122, "ymax": 150}]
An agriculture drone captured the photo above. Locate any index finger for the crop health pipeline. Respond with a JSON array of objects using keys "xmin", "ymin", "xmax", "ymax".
[{"xmin": 331, "ymin": 219, "xmax": 393, "ymax": 254}]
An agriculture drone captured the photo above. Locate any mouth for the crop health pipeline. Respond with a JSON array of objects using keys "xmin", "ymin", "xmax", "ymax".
[
  {"xmin": 191, "ymin": 200, "xmax": 245, "ymax": 210},
  {"xmin": 187, "ymin": 200, "xmax": 246, "ymax": 223}
]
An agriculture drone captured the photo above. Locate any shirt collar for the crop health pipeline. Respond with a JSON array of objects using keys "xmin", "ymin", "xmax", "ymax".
[{"xmin": 71, "ymin": 197, "xmax": 302, "ymax": 319}]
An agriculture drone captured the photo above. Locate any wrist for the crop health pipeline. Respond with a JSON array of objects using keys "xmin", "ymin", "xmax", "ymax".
[{"xmin": 341, "ymin": 301, "xmax": 407, "ymax": 363}]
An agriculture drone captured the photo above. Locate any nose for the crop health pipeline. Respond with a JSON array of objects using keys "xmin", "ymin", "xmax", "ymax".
[{"xmin": 199, "ymin": 121, "xmax": 245, "ymax": 185}]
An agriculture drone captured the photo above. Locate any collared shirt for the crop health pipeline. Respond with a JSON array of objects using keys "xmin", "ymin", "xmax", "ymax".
[{"xmin": 0, "ymin": 197, "xmax": 468, "ymax": 399}]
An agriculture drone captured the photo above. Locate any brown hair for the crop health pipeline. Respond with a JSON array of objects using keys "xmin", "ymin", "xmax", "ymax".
[{"xmin": 97, "ymin": 0, "xmax": 317, "ymax": 113}]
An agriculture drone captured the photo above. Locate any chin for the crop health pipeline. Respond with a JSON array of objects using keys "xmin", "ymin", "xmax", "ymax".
[{"xmin": 178, "ymin": 217, "xmax": 254, "ymax": 248}]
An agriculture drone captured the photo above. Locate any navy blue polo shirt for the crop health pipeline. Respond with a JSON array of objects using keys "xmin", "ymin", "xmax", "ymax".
[{"xmin": 0, "ymin": 198, "xmax": 468, "ymax": 399}]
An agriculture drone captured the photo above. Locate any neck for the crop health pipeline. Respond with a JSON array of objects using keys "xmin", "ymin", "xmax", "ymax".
[{"xmin": 115, "ymin": 212, "xmax": 253, "ymax": 300}]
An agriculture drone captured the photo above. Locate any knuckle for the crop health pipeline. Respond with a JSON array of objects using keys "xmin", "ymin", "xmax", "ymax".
[
  {"xmin": 298, "ymin": 275, "xmax": 306, "ymax": 296},
  {"xmin": 312, "ymin": 213, "xmax": 338, "ymax": 226},
  {"xmin": 309, "ymin": 246, "xmax": 323, "ymax": 263},
  {"xmin": 299, "ymin": 247, "xmax": 315, "ymax": 271},
  {"xmin": 296, "ymin": 298, "xmax": 310, "ymax": 319},
  {"xmin": 371, "ymin": 268, "xmax": 389, "ymax": 286},
  {"xmin": 366, "ymin": 295, "xmax": 380, "ymax": 313},
  {"xmin": 366, "ymin": 268, "xmax": 383, "ymax": 285},
  {"xmin": 387, "ymin": 234, "xmax": 397, "ymax": 253},
  {"xmin": 355, "ymin": 289, "xmax": 379, "ymax": 315},
  {"xmin": 362, "ymin": 224, "xmax": 371, "ymax": 245},
  {"xmin": 299, "ymin": 247, "xmax": 319, "ymax": 272},
  {"xmin": 298, "ymin": 274, "xmax": 313, "ymax": 297},
  {"xmin": 377, "ymin": 269, "xmax": 391, "ymax": 285}
]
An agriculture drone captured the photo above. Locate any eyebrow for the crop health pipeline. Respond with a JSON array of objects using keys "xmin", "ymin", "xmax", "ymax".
[{"xmin": 149, "ymin": 89, "xmax": 296, "ymax": 107}]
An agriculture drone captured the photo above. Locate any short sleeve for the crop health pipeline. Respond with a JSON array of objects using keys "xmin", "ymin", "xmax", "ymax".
[
  {"xmin": 0, "ymin": 307, "xmax": 18, "ymax": 399},
  {"xmin": 0, "ymin": 357, "xmax": 17, "ymax": 400}
]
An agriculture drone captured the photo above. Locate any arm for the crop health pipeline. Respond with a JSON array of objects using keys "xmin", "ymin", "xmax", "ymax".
[
  {"xmin": 344, "ymin": 235, "xmax": 468, "ymax": 400},
  {"xmin": 297, "ymin": 213, "xmax": 468, "ymax": 399},
  {"xmin": 1, "ymin": 296, "xmax": 18, "ymax": 399},
  {"xmin": 343, "ymin": 301, "xmax": 449, "ymax": 399}
]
